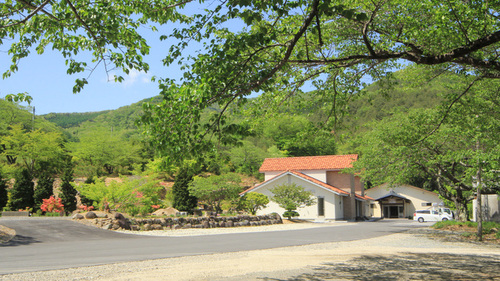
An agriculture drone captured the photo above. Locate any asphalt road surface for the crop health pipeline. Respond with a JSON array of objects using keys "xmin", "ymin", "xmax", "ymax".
[{"xmin": 0, "ymin": 217, "xmax": 430, "ymax": 275}]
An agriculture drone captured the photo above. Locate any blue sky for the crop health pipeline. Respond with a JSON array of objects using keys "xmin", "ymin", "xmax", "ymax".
[{"xmin": 0, "ymin": 30, "xmax": 184, "ymax": 115}]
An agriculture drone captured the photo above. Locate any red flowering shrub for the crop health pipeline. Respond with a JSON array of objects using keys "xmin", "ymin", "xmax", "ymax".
[
  {"xmin": 41, "ymin": 196, "xmax": 64, "ymax": 213},
  {"xmin": 151, "ymin": 204, "xmax": 160, "ymax": 209},
  {"xmin": 78, "ymin": 205, "xmax": 94, "ymax": 211}
]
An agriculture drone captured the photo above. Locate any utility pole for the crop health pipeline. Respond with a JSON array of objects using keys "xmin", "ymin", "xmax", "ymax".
[{"xmin": 32, "ymin": 106, "xmax": 35, "ymax": 131}]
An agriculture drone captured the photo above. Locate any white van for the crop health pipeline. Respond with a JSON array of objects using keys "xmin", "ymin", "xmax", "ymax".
[{"xmin": 413, "ymin": 209, "xmax": 453, "ymax": 222}]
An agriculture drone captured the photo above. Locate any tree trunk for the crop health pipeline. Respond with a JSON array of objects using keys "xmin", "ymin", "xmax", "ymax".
[
  {"xmin": 454, "ymin": 199, "xmax": 469, "ymax": 222},
  {"xmin": 476, "ymin": 139, "xmax": 483, "ymax": 241}
]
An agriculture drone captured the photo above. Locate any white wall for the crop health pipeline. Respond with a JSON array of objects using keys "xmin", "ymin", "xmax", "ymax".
[
  {"xmin": 366, "ymin": 184, "xmax": 441, "ymax": 217},
  {"xmin": 300, "ymin": 170, "xmax": 327, "ymax": 183},
  {"xmin": 254, "ymin": 174, "xmax": 344, "ymax": 220},
  {"xmin": 473, "ymin": 194, "xmax": 500, "ymax": 222}
]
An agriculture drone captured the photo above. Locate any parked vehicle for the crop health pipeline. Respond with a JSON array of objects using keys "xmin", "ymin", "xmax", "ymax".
[{"xmin": 413, "ymin": 209, "xmax": 454, "ymax": 223}]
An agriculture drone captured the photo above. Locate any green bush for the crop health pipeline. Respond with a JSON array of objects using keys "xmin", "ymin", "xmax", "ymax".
[
  {"xmin": 76, "ymin": 176, "xmax": 162, "ymax": 216},
  {"xmin": 283, "ymin": 210, "xmax": 299, "ymax": 219}
]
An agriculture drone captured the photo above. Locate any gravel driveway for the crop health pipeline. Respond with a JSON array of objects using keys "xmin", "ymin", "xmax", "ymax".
[{"xmin": 1, "ymin": 222, "xmax": 499, "ymax": 281}]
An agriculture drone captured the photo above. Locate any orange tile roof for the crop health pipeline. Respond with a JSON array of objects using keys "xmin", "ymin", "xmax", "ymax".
[{"xmin": 259, "ymin": 154, "xmax": 358, "ymax": 172}]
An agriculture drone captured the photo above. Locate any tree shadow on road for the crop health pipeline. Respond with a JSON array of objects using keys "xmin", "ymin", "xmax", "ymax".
[
  {"xmin": 261, "ymin": 253, "xmax": 500, "ymax": 281},
  {"xmin": 0, "ymin": 235, "xmax": 41, "ymax": 247}
]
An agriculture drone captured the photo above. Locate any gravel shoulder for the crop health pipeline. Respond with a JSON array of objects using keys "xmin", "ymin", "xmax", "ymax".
[{"xmin": 1, "ymin": 222, "xmax": 499, "ymax": 281}]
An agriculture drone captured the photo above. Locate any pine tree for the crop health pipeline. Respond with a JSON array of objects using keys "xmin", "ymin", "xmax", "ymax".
[
  {"xmin": 7, "ymin": 169, "xmax": 34, "ymax": 211},
  {"xmin": 34, "ymin": 172, "xmax": 54, "ymax": 211},
  {"xmin": 0, "ymin": 170, "xmax": 8, "ymax": 211},
  {"xmin": 59, "ymin": 163, "xmax": 77, "ymax": 214},
  {"xmin": 172, "ymin": 167, "xmax": 198, "ymax": 213}
]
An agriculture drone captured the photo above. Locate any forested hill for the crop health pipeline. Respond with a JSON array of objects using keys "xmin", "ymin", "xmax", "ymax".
[
  {"xmin": 340, "ymin": 68, "xmax": 450, "ymax": 134},
  {"xmin": 42, "ymin": 111, "xmax": 110, "ymax": 128},
  {"xmin": 40, "ymin": 68, "xmax": 452, "ymax": 139},
  {"xmin": 41, "ymin": 96, "xmax": 162, "ymax": 132}
]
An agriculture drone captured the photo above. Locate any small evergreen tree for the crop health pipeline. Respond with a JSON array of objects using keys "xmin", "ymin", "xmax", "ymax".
[
  {"xmin": 59, "ymin": 163, "xmax": 77, "ymax": 214},
  {"xmin": 7, "ymin": 169, "xmax": 34, "ymax": 211},
  {"xmin": 173, "ymin": 166, "xmax": 198, "ymax": 213},
  {"xmin": 34, "ymin": 172, "xmax": 54, "ymax": 211},
  {"xmin": 0, "ymin": 170, "xmax": 8, "ymax": 210}
]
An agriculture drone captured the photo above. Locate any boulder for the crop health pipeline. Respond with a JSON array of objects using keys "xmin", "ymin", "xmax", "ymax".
[
  {"xmin": 118, "ymin": 219, "xmax": 131, "ymax": 230},
  {"xmin": 152, "ymin": 207, "xmax": 179, "ymax": 216},
  {"xmin": 85, "ymin": 211, "xmax": 97, "ymax": 219},
  {"xmin": 72, "ymin": 213, "xmax": 84, "ymax": 220},
  {"xmin": 96, "ymin": 213, "xmax": 108, "ymax": 218},
  {"xmin": 114, "ymin": 213, "xmax": 125, "ymax": 220}
]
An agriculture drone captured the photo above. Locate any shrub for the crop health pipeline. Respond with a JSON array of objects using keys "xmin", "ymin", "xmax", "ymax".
[
  {"xmin": 76, "ymin": 176, "xmax": 162, "ymax": 216},
  {"xmin": 283, "ymin": 210, "xmax": 299, "ymax": 219},
  {"xmin": 40, "ymin": 196, "xmax": 64, "ymax": 213}
]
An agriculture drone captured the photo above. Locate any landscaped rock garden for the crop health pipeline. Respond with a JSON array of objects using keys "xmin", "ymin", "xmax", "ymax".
[{"xmin": 73, "ymin": 211, "xmax": 282, "ymax": 231}]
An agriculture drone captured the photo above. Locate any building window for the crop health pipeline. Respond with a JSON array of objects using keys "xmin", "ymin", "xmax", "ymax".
[
  {"xmin": 370, "ymin": 203, "xmax": 376, "ymax": 209},
  {"xmin": 421, "ymin": 202, "xmax": 432, "ymax": 207}
]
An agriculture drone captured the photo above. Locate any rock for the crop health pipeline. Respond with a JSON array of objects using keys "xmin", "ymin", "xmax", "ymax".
[
  {"xmin": 226, "ymin": 221, "xmax": 234, "ymax": 227},
  {"xmin": 173, "ymin": 224, "xmax": 182, "ymax": 230},
  {"xmin": 202, "ymin": 221, "xmax": 210, "ymax": 228},
  {"xmin": 72, "ymin": 213, "xmax": 84, "ymax": 220},
  {"xmin": 111, "ymin": 223, "xmax": 120, "ymax": 230},
  {"xmin": 152, "ymin": 207, "xmax": 179, "ymax": 216},
  {"xmin": 85, "ymin": 211, "xmax": 97, "ymax": 219},
  {"xmin": 143, "ymin": 224, "xmax": 152, "ymax": 231},
  {"xmin": 96, "ymin": 213, "xmax": 108, "ymax": 218},
  {"xmin": 152, "ymin": 224, "xmax": 163, "ymax": 230},
  {"xmin": 114, "ymin": 213, "xmax": 125, "ymax": 220},
  {"xmin": 103, "ymin": 224, "xmax": 113, "ymax": 230},
  {"xmin": 130, "ymin": 225, "xmax": 140, "ymax": 231},
  {"xmin": 118, "ymin": 219, "xmax": 131, "ymax": 230}
]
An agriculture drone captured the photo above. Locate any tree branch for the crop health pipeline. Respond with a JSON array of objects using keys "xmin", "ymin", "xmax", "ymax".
[{"xmin": 1, "ymin": 0, "xmax": 52, "ymax": 28}]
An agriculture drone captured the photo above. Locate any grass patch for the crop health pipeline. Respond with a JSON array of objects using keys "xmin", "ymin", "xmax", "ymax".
[{"xmin": 433, "ymin": 221, "xmax": 500, "ymax": 234}]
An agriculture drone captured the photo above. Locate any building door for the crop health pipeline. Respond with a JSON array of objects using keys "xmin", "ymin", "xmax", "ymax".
[
  {"xmin": 318, "ymin": 197, "xmax": 325, "ymax": 216},
  {"xmin": 383, "ymin": 205, "xmax": 404, "ymax": 218}
]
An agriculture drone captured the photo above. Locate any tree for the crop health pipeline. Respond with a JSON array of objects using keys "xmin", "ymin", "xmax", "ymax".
[
  {"xmin": 239, "ymin": 192, "xmax": 269, "ymax": 215},
  {"xmin": 0, "ymin": 170, "xmax": 8, "ymax": 210},
  {"xmin": 59, "ymin": 162, "xmax": 77, "ymax": 215},
  {"xmin": 139, "ymin": 0, "xmax": 500, "ymax": 160},
  {"xmin": 7, "ymin": 169, "xmax": 34, "ymax": 211},
  {"xmin": 270, "ymin": 183, "xmax": 315, "ymax": 219},
  {"xmin": 33, "ymin": 171, "xmax": 54, "ymax": 211},
  {"xmin": 0, "ymin": 124, "xmax": 66, "ymax": 177},
  {"xmin": 0, "ymin": 1, "xmax": 496, "ymax": 162},
  {"xmin": 67, "ymin": 127, "xmax": 142, "ymax": 176},
  {"xmin": 188, "ymin": 173, "xmax": 242, "ymax": 214},
  {"xmin": 172, "ymin": 165, "xmax": 198, "ymax": 213},
  {"xmin": 351, "ymin": 86, "xmax": 499, "ymax": 222}
]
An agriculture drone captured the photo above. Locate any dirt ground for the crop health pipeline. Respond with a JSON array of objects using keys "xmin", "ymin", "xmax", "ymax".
[{"xmin": 1, "ymin": 226, "xmax": 499, "ymax": 281}]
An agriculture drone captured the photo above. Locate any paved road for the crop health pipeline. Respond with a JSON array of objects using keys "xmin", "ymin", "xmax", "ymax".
[{"xmin": 0, "ymin": 217, "xmax": 430, "ymax": 275}]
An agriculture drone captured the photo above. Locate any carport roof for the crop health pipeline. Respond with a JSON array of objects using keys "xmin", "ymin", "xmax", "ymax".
[{"xmin": 374, "ymin": 190, "xmax": 410, "ymax": 201}]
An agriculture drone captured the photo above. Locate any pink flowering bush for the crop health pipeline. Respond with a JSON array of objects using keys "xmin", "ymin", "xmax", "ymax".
[
  {"xmin": 78, "ymin": 205, "xmax": 94, "ymax": 211},
  {"xmin": 41, "ymin": 196, "xmax": 64, "ymax": 213}
]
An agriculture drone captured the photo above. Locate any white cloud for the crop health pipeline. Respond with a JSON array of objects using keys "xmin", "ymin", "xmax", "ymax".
[{"xmin": 108, "ymin": 69, "xmax": 151, "ymax": 87}]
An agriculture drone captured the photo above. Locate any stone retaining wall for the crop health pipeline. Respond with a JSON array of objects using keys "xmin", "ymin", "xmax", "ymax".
[{"xmin": 73, "ymin": 212, "xmax": 282, "ymax": 231}]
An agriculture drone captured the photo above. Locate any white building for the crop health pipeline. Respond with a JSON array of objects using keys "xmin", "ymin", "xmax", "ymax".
[{"xmin": 240, "ymin": 155, "xmax": 372, "ymax": 220}]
